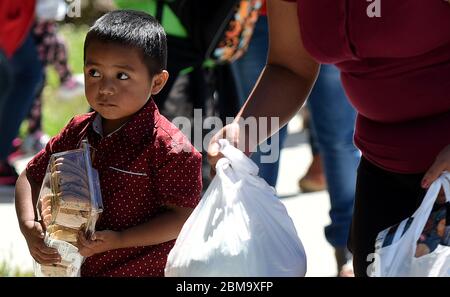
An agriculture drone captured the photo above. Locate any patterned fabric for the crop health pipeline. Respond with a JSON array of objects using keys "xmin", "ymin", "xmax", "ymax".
[
  {"xmin": 33, "ymin": 21, "xmax": 71, "ymax": 82},
  {"xmin": 27, "ymin": 73, "xmax": 45, "ymax": 134},
  {"xmin": 27, "ymin": 99, "xmax": 203, "ymax": 276},
  {"xmin": 212, "ymin": 0, "xmax": 263, "ymax": 63},
  {"xmin": 27, "ymin": 21, "xmax": 73, "ymax": 132}
]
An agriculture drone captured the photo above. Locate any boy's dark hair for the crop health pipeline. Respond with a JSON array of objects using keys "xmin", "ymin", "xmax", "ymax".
[{"xmin": 84, "ymin": 10, "xmax": 167, "ymax": 76}]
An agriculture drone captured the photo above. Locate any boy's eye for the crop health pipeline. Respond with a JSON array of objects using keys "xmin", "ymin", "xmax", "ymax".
[
  {"xmin": 117, "ymin": 73, "xmax": 129, "ymax": 80},
  {"xmin": 89, "ymin": 69, "xmax": 100, "ymax": 77}
]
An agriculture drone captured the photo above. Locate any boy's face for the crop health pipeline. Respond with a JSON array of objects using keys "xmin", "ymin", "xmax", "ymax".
[{"xmin": 84, "ymin": 40, "xmax": 167, "ymax": 129}]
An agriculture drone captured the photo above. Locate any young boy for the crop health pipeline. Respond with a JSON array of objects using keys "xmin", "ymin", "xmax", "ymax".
[{"xmin": 15, "ymin": 10, "xmax": 203, "ymax": 277}]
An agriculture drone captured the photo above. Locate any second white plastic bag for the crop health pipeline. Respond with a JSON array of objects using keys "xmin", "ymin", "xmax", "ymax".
[
  {"xmin": 370, "ymin": 172, "xmax": 450, "ymax": 277},
  {"xmin": 165, "ymin": 139, "xmax": 306, "ymax": 277}
]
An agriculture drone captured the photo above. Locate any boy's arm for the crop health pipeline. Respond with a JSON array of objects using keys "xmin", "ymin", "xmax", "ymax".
[
  {"xmin": 120, "ymin": 204, "xmax": 193, "ymax": 247},
  {"xmin": 15, "ymin": 170, "xmax": 60, "ymax": 264},
  {"xmin": 15, "ymin": 170, "xmax": 41, "ymax": 224},
  {"xmin": 121, "ymin": 205, "xmax": 194, "ymax": 247},
  {"xmin": 77, "ymin": 204, "xmax": 193, "ymax": 256},
  {"xmin": 77, "ymin": 129, "xmax": 203, "ymax": 257}
]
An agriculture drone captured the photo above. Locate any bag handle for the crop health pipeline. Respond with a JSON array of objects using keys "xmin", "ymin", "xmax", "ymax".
[
  {"xmin": 216, "ymin": 139, "xmax": 259, "ymax": 176},
  {"xmin": 442, "ymin": 172, "xmax": 450, "ymax": 200},
  {"xmin": 409, "ymin": 171, "xmax": 450, "ymax": 247}
]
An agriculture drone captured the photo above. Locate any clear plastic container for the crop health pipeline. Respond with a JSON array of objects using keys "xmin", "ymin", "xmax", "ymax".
[{"xmin": 34, "ymin": 140, "xmax": 103, "ymax": 277}]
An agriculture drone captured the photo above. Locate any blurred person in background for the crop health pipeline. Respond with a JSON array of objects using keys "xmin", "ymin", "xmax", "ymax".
[
  {"xmin": 298, "ymin": 113, "xmax": 327, "ymax": 193},
  {"xmin": 9, "ymin": 0, "xmax": 84, "ymax": 160},
  {"xmin": 303, "ymin": 64, "xmax": 360, "ymax": 276},
  {"xmin": 0, "ymin": 0, "xmax": 43, "ymax": 186}
]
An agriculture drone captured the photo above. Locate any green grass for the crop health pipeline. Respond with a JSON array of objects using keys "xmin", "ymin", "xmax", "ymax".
[
  {"xmin": 40, "ymin": 24, "xmax": 90, "ymax": 137},
  {"xmin": 0, "ymin": 259, "xmax": 33, "ymax": 277}
]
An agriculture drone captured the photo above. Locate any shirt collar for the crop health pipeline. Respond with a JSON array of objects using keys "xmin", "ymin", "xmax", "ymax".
[
  {"xmin": 121, "ymin": 98, "xmax": 158, "ymax": 144},
  {"xmin": 82, "ymin": 99, "xmax": 158, "ymax": 144},
  {"xmin": 92, "ymin": 113, "xmax": 103, "ymax": 136},
  {"xmin": 91, "ymin": 112, "xmax": 129, "ymax": 138}
]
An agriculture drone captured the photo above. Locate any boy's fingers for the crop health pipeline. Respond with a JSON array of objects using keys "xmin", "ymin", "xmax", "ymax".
[
  {"xmin": 32, "ymin": 253, "xmax": 60, "ymax": 265},
  {"xmin": 77, "ymin": 233, "xmax": 98, "ymax": 257},
  {"xmin": 43, "ymin": 213, "xmax": 52, "ymax": 227},
  {"xmin": 38, "ymin": 220, "xmax": 48, "ymax": 233},
  {"xmin": 77, "ymin": 231, "xmax": 90, "ymax": 246},
  {"xmin": 32, "ymin": 246, "xmax": 61, "ymax": 264},
  {"xmin": 91, "ymin": 231, "xmax": 104, "ymax": 241},
  {"xmin": 41, "ymin": 205, "xmax": 51, "ymax": 214},
  {"xmin": 78, "ymin": 231, "xmax": 100, "ymax": 248},
  {"xmin": 35, "ymin": 253, "xmax": 61, "ymax": 264},
  {"xmin": 32, "ymin": 222, "xmax": 45, "ymax": 238},
  {"xmin": 31, "ymin": 253, "xmax": 47, "ymax": 265},
  {"xmin": 37, "ymin": 243, "xmax": 59, "ymax": 256}
]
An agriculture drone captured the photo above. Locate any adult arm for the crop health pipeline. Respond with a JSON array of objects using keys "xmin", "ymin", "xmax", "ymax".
[{"xmin": 208, "ymin": 0, "xmax": 319, "ymax": 168}]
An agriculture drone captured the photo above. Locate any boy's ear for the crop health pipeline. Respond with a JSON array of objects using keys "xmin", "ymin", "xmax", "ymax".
[{"xmin": 150, "ymin": 70, "xmax": 169, "ymax": 95}]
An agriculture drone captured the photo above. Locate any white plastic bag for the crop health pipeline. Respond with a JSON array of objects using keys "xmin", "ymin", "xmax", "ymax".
[
  {"xmin": 165, "ymin": 139, "xmax": 306, "ymax": 277},
  {"xmin": 370, "ymin": 172, "xmax": 450, "ymax": 277}
]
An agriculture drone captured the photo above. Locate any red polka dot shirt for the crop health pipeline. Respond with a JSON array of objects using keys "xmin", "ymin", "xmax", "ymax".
[{"xmin": 27, "ymin": 99, "xmax": 203, "ymax": 276}]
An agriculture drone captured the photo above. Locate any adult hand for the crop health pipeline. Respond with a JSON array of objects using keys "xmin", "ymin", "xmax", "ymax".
[
  {"xmin": 421, "ymin": 145, "xmax": 450, "ymax": 188},
  {"xmin": 77, "ymin": 230, "xmax": 122, "ymax": 257},
  {"xmin": 207, "ymin": 123, "xmax": 242, "ymax": 178},
  {"xmin": 21, "ymin": 220, "xmax": 60, "ymax": 265}
]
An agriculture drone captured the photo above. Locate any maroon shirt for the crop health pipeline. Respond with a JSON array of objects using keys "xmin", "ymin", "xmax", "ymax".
[
  {"xmin": 286, "ymin": 0, "xmax": 450, "ymax": 173},
  {"xmin": 27, "ymin": 99, "xmax": 203, "ymax": 276}
]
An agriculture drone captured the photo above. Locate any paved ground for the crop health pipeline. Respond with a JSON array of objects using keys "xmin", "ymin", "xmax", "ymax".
[{"xmin": 0, "ymin": 116, "xmax": 337, "ymax": 276}]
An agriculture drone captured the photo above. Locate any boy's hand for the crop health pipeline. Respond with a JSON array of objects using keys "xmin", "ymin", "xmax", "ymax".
[
  {"xmin": 39, "ymin": 194, "xmax": 52, "ymax": 228},
  {"xmin": 20, "ymin": 220, "xmax": 61, "ymax": 265},
  {"xmin": 421, "ymin": 145, "xmax": 450, "ymax": 188},
  {"xmin": 77, "ymin": 230, "xmax": 122, "ymax": 257}
]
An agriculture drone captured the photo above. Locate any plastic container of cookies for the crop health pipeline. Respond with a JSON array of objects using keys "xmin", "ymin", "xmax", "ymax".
[{"xmin": 34, "ymin": 140, "xmax": 103, "ymax": 277}]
